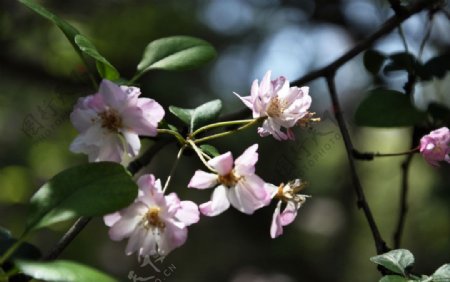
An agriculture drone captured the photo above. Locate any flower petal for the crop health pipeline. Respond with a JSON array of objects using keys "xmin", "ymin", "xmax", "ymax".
[
  {"xmin": 109, "ymin": 202, "xmax": 147, "ymax": 241},
  {"xmin": 103, "ymin": 212, "xmax": 121, "ymax": 227},
  {"xmin": 199, "ymin": 185, "xmax": 230, "ymax": 216},
  {"xmin": 99, "ymin": 79, "xmax": 127, "ymax": 110},
  {"xmin": 234, "ymin": 144, "xmax": 258, "ymax": 175},
  {"xmin": 188, "ymin": 170, "xmax": 218, "ymax": 189},
  {"xmin": 175, "ymin": 201, "xmax": 200, "ymax": 226},
  {"xmin": 270, "ymin": 201, "xmax": 283, "ymax": 238},
  {"xmin": 157, "ymin": 221, "xmax": 188, "ymax": 256},
  {"xmin": 279, "ymin": 201, "xmax": 299, "ymax": 226},
  {"xmin": 207, "ymin": 152, "xmax": 233, "ymax": 176}
]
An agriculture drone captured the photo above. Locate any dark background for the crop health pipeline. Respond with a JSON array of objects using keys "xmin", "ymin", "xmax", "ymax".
[{"xmin": 0, "ymin": 0, "xmax": 449, "ymax": 281}]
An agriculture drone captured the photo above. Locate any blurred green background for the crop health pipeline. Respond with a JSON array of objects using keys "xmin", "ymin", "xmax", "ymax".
[{"xmin": 1, "ymin": 0, "xmax": 449, "ymax": 281}]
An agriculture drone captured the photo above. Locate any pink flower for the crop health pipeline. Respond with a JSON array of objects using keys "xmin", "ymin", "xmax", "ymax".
[
  {"xmin": 266, "ymin": 179, "xmax": 308, "ymax": 238},
  {"xmin": 70, "ymin": 80, "xmax": 164, "ymax": 163},
  {"xmin": 419, "ymin": 127, "xmax": 450, "ymax": 166},
  {"xmin": 188, "ymin": 144, "xmax": 271, "ymax": 216},
  {"xmin": 105, "ymin": 174, "xmax": 199, "ymax": 256},
  {"xmin": 234, "ymin": 70, "xmax": 313, "ymax": 141}
]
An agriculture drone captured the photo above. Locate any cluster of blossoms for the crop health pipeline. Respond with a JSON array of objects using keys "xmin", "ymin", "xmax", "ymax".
[
  {"xmin": 419, "ymin": 127, "xmax": 450, "ymax": 166},
  {"xmin": 69, "ymin": 74, "xmax": 449, "ymax": 257}
]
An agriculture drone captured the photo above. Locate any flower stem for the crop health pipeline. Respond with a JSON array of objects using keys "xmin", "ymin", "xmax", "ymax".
[
  {"xmin": 190, "ymin": 119, "xmax": 257, "ymax": 138},
  {"xmin": 187, "ymin": 140, "xmax": 216, "ymax": 172},
  {"xmin": 162, "ymin": 145, "xmax": 186, "ymax": 193},
  {"xmin": 193, "ymin": 118, "xmax": 261, "ymax": 144},
  {"xmin": 157, "ymin": 129, "xmax": 186, "ymax": 144}
]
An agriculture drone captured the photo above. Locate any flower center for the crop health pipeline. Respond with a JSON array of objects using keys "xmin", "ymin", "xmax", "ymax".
[
  {"xmin": 266, "ymin": 97, "xmax": 282, "ymax": 118},
  {"xmin": 146, "ymin": 207, "xmax": 165, "ymax": 229},
  {"xmin": 99, "ymin": 109, "xmax": 122, "ymax": 132},
  {"xmin": 218, "ymin": 171, "xmax": 240, "ymax": 187},
  {"xmin": 276, "ymin": 180, "xmax": 308, "ymax": 204}
]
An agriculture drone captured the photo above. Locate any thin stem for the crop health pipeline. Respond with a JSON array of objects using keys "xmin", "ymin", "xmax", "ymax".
[
  {"xmin": 162, "ymin": 146, "xmax": 186, "ymax": 193},
  {"xmin": 42, "ymin": 217, "xmax": 92, "ymax": 261},
  {"xmin": 193, "ymin": 118, "xmax": 260, "ymax": 144},
  {"xmin": 398, "ymin": 24, "xmax": 409, "ymax": 53},
  {"xmin": 157, "ymin": 129, "xmax": 186, "ymax": 145},
  {"xmin": 191, "ymin": 119, "xmax": 256, "ymax": 138},
  {"xmin": 393, "ymin": 153, "xmax": 414, "ymax": 248},
  {"xmin": 353, "ymin": 147, "xmax": 419, "ymax": 160},
  {"xmin": 0, "ymin": 235, "xmax": 27, "ymax": 265},
  {"xmin": 187, "ymin": 140, "xmax": 216, "ymax": 172},
  {"xmin": 418, "ymin": 15, "xmax": 433, "ymax": 60},
  {"xmin": 326, "ymin": 75, "xmax": 388, "ymax": 255}
]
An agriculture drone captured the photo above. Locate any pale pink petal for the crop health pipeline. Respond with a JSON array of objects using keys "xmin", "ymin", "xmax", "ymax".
[
  {"xmin": 175, "ymin": 201, "xmax": 200, "ymax": 226},
  {"xmin": 98, "ymin": 79, "xmax": 127, "ymax": 110},
  {"xmin": 157, "ymin": 222, "xmax": 187, "ymax": 256},
  {"xmin": 279, "ymin": 201, "xmax": 298, "ymax": 226},
  {"xmin": 228, "ymin": 178, "xmax": 267, "ymax": 214},
  {"xmin": 234, "ymin": 144, "xmax": 258, "ymax": 176},
  {"xmin": 233, "ymin": 92, "xmax": 254, "ymax": 109},
  {"xmin": 96, "ymin": 134, "xmax": 124, "ymax": 162},
  {"xmin": 70, "ymin": 108, "xmax": 98, "ymax": 132},
  {"xmin": 207, "ymin": 152, "xmax": 233, "ymax": 176},
  {"xmin": 103, "ymin": 212, "xmax": 121, "ymax": 227},
  {"xmin": 199, "ymin": 185, "xmax": 230, "ymax": 216},
  {"xmin": 109, "ymin": 202, "xmax": 148, "ymax": 241},
  {"xmin": 122, "ymin": 98, "xmax": 164, "ymax": 136},
  {"xmin": 270, "ymin": 201, "xmax": 283, "ymax": 238},
  {"xmin": 122, "ymin": 130, "xmax": 141, "ymax": 157},
  {"xmin": 259, "ymin": 70, "xmax": 272, "ymax": 96},
  {"xmin": 140, "ymin": 229, "xmax": 157, "ymax": 256},
  {"xmin": 188, "ymin": 170, "xmax": 218, "ymax": 189},
  {"xmin": 125, "ymin": 227, "xmax": 146, "ymax": 256}
]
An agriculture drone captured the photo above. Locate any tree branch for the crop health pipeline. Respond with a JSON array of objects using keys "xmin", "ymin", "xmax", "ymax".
[
  {"xmin": 326, "ymin": 75, "xmax": 388, "ymax": 255},
  {"xmin": 42, "ymin": 217, "xmax": 91, "ymax": 261},
  {"xmin": 292, "ymin": 0, "xmax": 441, "ymax": 87},
  {"xmin": 393, "ymin": 150, "xmax": 414, "ymax": 248}
]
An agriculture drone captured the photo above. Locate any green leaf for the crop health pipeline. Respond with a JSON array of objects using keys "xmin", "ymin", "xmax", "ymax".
[
  {"xmin": 136, "ymin": 36, "xmax": 216, "ymax": 75},
  {"xmin": 370, "ymin": 249, "xmax": 415, "ymax": 275},
  {"xmin": 19, "ymin": 0, "xmax": 81, "ymax": 54},
  {"xmin": 75, "ymin": 35, "xmax": 120, "ymax": 80},
  {"xmin": 0, "ymin": 239, "xmax": 41, "ymax": 261},
  {"xmin": 0, "ymin": 227, "xmax": 11, "ymax": 241},
  {"xmin": 383, "ymin": 52, "xmax": 418, "ymax": 74},
  {"xmin": 354, "ymin": 89, "xmax": 426, "ymax": 127},
  {"xmin": 418, "ymin": 53, "xmax": 450, "ymax": 80},
  {"xmin": 15, "ymin": 260, "xmax": 118, "ymax": 282},
  {"xmin": 428, "ymin": 103, "xmax": 450, "ymax": 124},
  {"xmin": 26, "ymin": 162, "xmax": 137, "ymax": 231},
  {"xmin": 364, "ymin": 50, "xmax": 386, "ymax": 74},
  {"xmin": 200, "ymin": 144, "xmax": 220, "ymax": 157},
  {"xmin": 379, "ymin": 275, "xmax": 409, "ymax": 282},
  {"xmin": 432, "ymin": 264, "xmax": 450, "ymax": 281},
  {"xmin": 191, "ymin": 99, "xmax": 222, "ymax": 132},
  {"xmin": 169, "ymin": 106, "xmax": 194, "ymax": 125}
]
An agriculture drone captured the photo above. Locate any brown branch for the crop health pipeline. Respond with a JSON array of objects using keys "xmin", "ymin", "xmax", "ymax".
[
  {"xmin": 393, "ymin": 150, "xmax": 414, "ymax": 248},
  {"xmin": 42, "ymin": 217, "xmax": 91, "ymax": 261},
  {"xmin": 326, "ymin": 75, "xmax": 389, "ymax": 255},
  {"xmin": 353, "ymin": 148, "xmax": 419, "ymax": 160},
  {"xmin": 292, "ymin": 0, "xmax": 441, "ymax": 87}
]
